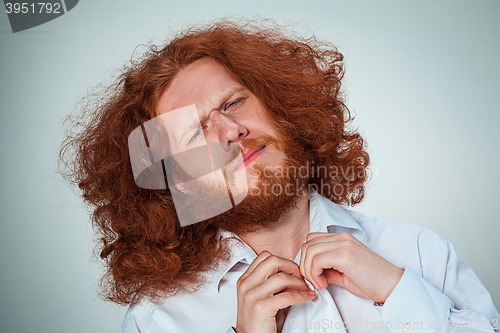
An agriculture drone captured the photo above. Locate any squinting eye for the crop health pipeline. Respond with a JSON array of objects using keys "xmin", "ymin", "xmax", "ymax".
[{"xmin": 225, "ymin": 98, "xmax": 244, "ymax": 111}]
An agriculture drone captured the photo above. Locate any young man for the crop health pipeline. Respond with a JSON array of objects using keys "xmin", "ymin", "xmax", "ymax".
[{"xmin": 61, "ymin": 20, "xmax": 499, "ymax": 332}]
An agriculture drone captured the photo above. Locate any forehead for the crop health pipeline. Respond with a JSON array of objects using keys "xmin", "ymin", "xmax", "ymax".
[{"xmin": 157, "ymin": 57, "xmax": 244, "ymax": 114}]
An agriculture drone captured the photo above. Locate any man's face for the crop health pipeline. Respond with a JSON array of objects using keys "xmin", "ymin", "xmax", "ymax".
[
  {"xmin": 153, "ymin": 57, "xmax": 308, "ymax": 233},
  {"xmin": 157, "ymin": 57, "xmax": 287, "ymax": 193}
]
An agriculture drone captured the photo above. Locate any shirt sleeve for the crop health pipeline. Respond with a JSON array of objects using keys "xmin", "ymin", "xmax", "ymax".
[{"xmin": 378, "ymin": 231, "xmax": 500, "ymax": 333}]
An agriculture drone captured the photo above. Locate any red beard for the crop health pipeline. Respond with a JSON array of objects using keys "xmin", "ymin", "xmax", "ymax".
[{"xmin": 207, "ymin": 134, "xmax": 312, "ymax": 236}]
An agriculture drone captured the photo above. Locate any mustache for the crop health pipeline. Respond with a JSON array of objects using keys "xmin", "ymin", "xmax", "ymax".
[{"xmin": 240, "ymin": 135, "xmax": 279, "ymax": 151}]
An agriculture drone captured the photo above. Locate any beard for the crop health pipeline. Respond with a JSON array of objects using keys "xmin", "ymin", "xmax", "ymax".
[{"xmin": 205, "ymin": 134, "xmax": 311, "ymax": 236}]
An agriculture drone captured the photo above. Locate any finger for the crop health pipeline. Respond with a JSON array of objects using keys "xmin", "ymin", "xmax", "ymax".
[
  {"xmin": 300, "ymin": 233, "xmax": 336, "ymax": 279},
  {"xmin": 323, "ymin": 269, "xmax": 371, "ymax": 300},
  {"xmin": 253, "ymin": 255, "xmax": 303, "ymax": 280},
  {"xmin": 305, "ymin": 233, "xmax": 361, "ymax": 279},
  {"xmin": 261, "ymin": 289, "xmax": 316, "ymax": 315},
  {"xmin": 238, "ymin": 250, "xmax": 272, "ymax": 284},
  {"xmin": 247, "ymin": 273, "xmax": 311, "ymax": 302},
  {"xmin": 308, "ymin": 251, "xmax": 341, "ymax": 289},
  {"xmin": 306, "ymin": 232, "xmax": 356, "ymax": 244},
  {"xmin": 300, "ymin": 234, "xmax": 336, "ymax": 275},
  {"xmin": 306, "ymin": 232, "xmax": 330, "ymax": 242},
  {"xmin": 301, "ymin": 233, "xmax": 356, "ymax": 288},
  {"xmin": 323, "ymin": 268, "xmax": 345, "ymax": 287},
  {"xmin": 301, "ymin": 241, "xmax": 336, "ymax": 289},
  {"xmin": 266, "ymin": 273, "xmax": 311, "ymax": 294},
  {"xmin": 281, "ymin": 287, "xmax": 303, "ymax": 293},
  {"xmin": 239, "ymin": 253, "xmax": 303, "ymax": 294}
]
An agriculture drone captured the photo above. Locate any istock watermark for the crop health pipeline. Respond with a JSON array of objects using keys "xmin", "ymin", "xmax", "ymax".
[{"xmin": 3, "ymin": 0, "xmax": 79, "ymax": 33}]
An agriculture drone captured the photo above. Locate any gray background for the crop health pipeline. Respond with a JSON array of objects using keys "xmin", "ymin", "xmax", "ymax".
[{"xmin": 0, "ymin": 0, "xmax": 498, "ymax": 332}]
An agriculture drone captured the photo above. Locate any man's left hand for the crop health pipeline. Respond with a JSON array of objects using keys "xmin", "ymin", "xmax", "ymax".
[{"xmin": 299, "ymin": 232, "xmax": 404, "ymax": 304}]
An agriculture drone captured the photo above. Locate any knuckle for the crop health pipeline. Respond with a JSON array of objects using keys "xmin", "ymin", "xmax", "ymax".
[
  {"xmin": 309, "ymin": 242, "xmax": 320, "ymax": 252},
  {"xmin": 284, "ymin": 290, "xmax": 301, "ymax": 304},
  {"xmin": 245, "ymin": 287, "xmax": 258, "ymax": 303},
  {"xmin": 259, "ymin": 250, "xmax": 271, "ymax": 257},
  {"xmin": 305, "ymin": 244, "xmax": 319, "ymax": 259},
  {"xmin": 265, "ymin": 255, "xmax": 281, "ymax": 268},
  {"xmin": 338, "ymin": 232, "xmax": 348, "ymax": 237},
  {"xmin": 274, "ymin": 272, "xmax": 288, "ymax": 282},
  {"xmin": 253, "ymin": 299, "xmax": 267, "ymax": 315},
  {"xmin": 281, "ymin": 291, "xmax": 293, "ymax": 303},
  {"xmin": 237, "ymin": 278, "xmax": 248, "ymax": 293},
  {"xmin": 268, "ymin": 255, "xmax": 280, "ymax": 263},
  {"xmin": 340, "ymin": 238, "xmax": 353, "ymax": 249},
  {"xmin": 339, "ymin": 232, "xmax": 354, "ymax": 241}
]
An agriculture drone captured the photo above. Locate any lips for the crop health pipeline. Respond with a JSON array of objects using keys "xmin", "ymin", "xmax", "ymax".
[{"xmin": 234, "ymin": 145, "xmax": 266, "ymax": 171}]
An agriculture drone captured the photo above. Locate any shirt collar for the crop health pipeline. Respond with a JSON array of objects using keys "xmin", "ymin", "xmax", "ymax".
[
  {"xmin": 211, "ymin": 192, "xmax": 366, "ymax": 293},
  {"xmin": 210, "ymin": 230, "xmax": 257, "ymax": 292},
  {"xmin": 309, "ymin": 192, "xmax": 366, "ymax": 243}
]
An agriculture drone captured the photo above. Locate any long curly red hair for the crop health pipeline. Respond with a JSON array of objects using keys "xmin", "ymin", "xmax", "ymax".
[{"xmin": 59, "ymin": 19, "xmax": 370, "ymax": 305}]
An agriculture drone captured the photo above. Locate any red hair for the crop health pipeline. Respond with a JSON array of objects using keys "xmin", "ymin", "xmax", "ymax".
[{"xmin": 59, "ymin": 19, "xmax": 369, "ymax": 305}]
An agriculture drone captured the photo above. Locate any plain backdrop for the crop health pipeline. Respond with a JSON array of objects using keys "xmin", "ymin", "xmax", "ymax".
[{"xmin": 0, "ymin": 1, "xmax": 499, "ymax": 332}]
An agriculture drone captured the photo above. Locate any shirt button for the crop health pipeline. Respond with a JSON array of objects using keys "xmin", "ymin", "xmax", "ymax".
[
  {"xmin": 317, "ymin": 329, "xmax": 326, "ymax": 333},
  {"xmin": 400, "ymin": 322, "xmax": 411, "ymax": 332}
]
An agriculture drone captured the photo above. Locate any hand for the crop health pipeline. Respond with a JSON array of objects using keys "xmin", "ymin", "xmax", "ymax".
[
  {"xmin": 299, "ymin": 232, "xmax": 404, "ymax": 304},
  {"xmin": 235, "ymin": 250, "xmax": 316, "ymax": 333}
]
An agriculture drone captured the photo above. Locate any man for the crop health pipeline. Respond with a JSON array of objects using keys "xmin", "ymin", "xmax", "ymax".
[{"xmin": 60, "ymin": 20, "xmax": 499, "ymax": 332}]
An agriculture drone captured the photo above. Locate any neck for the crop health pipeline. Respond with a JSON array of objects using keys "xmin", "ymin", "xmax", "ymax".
[{"xmin": 238, "ymin": 193, "xmax": 310, "ymax": 261}]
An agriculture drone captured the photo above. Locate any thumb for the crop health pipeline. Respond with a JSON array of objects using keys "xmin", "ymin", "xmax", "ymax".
[
  {"xmin": 323, "ymin": 269, "xmax": 343, "ymax": 286},
  {"xmin": 323, "ymin": 269, "xmax": 371, "ymax": 300}
]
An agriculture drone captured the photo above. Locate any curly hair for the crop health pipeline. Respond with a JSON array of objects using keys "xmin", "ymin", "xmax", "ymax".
[{"xmin": 59, "ymin": 19, "xmax": 370, "ymax": 305}]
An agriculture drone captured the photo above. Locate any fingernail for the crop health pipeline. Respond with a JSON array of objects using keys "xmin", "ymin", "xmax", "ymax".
[{"xmin": 308, "ymin": 290, "xmax": 316, "ymax": 296}]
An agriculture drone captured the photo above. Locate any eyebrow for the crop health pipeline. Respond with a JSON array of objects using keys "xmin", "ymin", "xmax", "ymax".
[{"xmin": 179, "ymin": 86, "xmax": 247, "ymax": 144}]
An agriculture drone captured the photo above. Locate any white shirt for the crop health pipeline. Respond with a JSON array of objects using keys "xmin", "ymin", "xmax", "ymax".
[{"xmin": 119, "ymin": 192, "xmax": 500, "ymax": 333}]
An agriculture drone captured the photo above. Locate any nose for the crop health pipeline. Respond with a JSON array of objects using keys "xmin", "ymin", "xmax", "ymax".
[{"xmin": 210, "ymin": 111, "xmax": 248, "ymax": 150}]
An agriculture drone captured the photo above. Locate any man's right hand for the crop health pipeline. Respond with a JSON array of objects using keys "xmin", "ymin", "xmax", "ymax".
[{"xmin": 235, "ymin": 251, "xmax": 316, "ymax": 333}]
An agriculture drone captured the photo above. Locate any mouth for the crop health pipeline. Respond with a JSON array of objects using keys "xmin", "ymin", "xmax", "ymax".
[{"xmin": 234, "ymin": 145, "xmax": 266, "ymax": 172}]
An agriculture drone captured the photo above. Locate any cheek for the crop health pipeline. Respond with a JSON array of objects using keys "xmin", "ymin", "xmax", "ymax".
[{"xmin": 243, "ymin": 99, "xmax": 276, "ymax": 129}]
